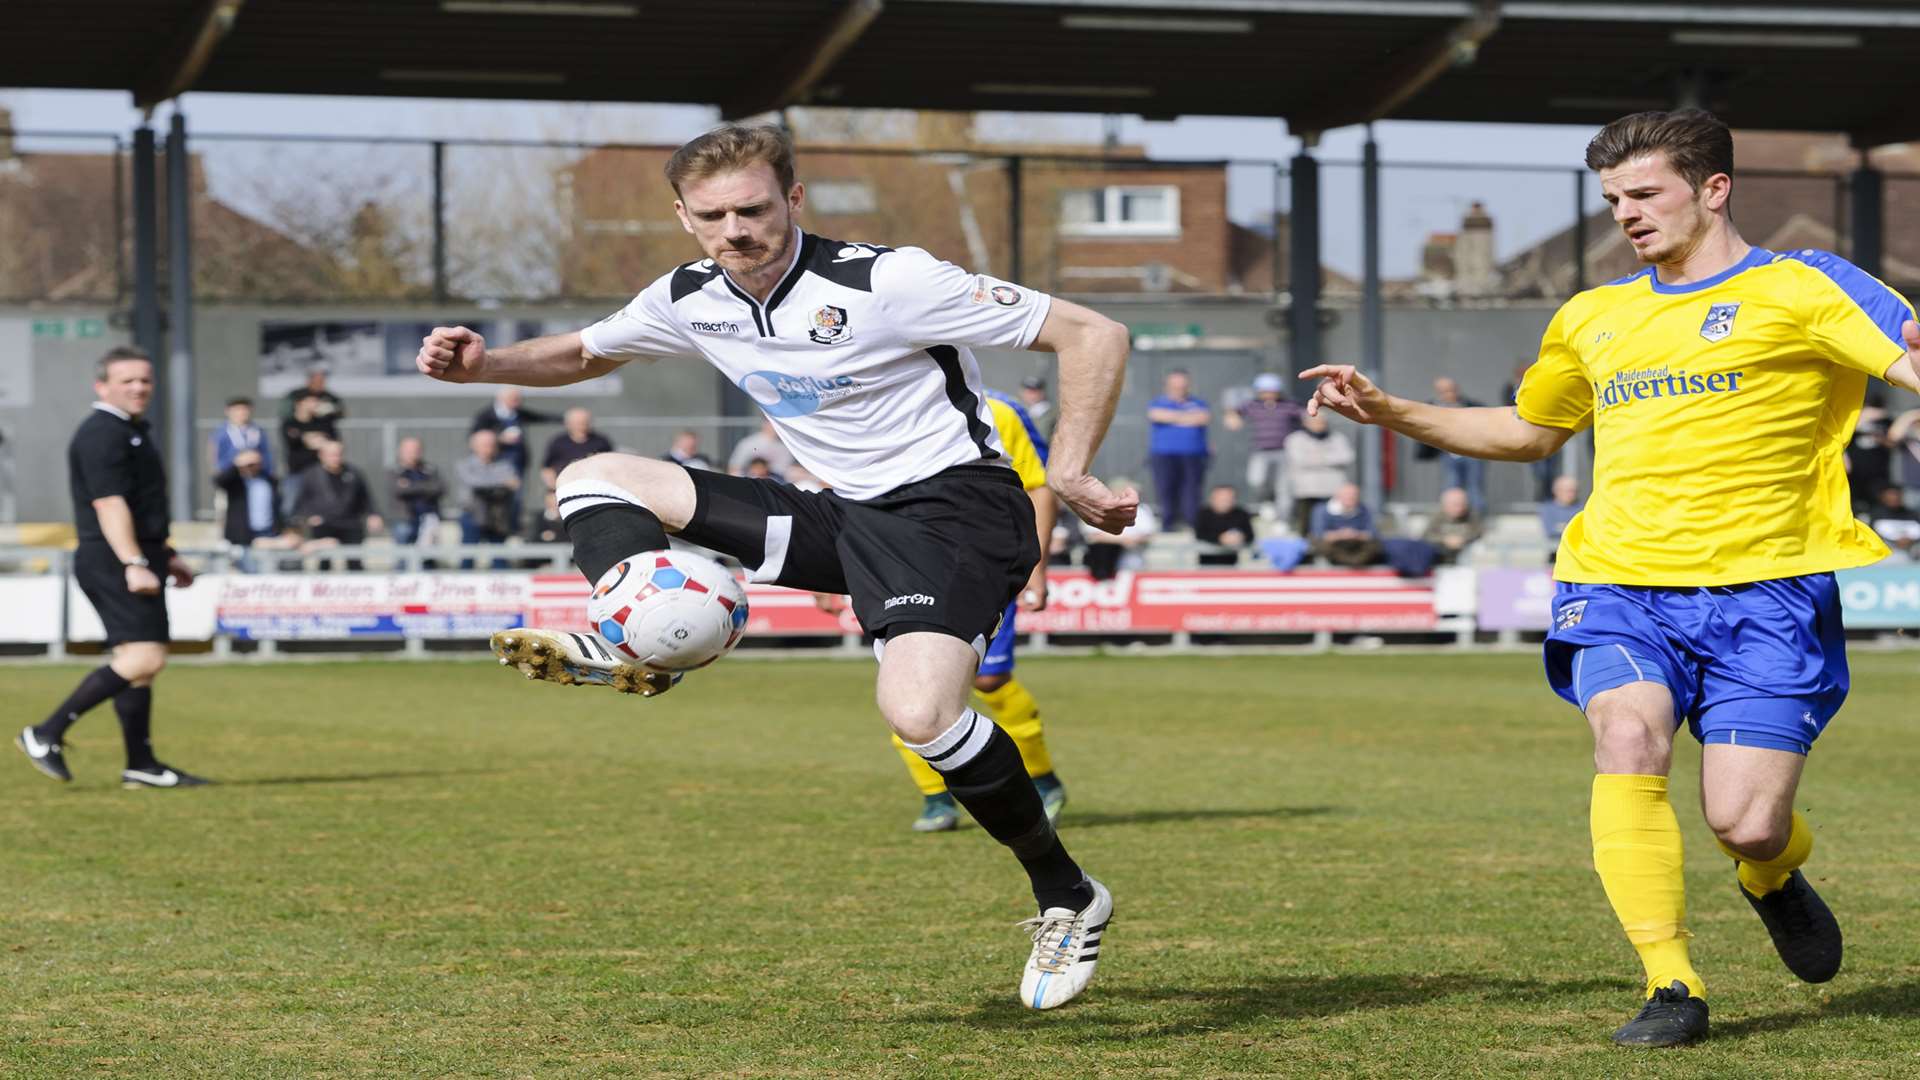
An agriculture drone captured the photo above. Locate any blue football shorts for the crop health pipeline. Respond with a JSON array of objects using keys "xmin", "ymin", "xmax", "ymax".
[
  {"xmin": 1542, "ymin": 573, "xmax": 1848, "ymax": 755},
  {"xmin": 979, "ymin": 599, "xmax": 1019, "ymax": 677}
]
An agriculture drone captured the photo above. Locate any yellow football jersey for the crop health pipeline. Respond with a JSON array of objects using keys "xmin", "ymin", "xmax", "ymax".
[
  {"xmin": 1518, "ymin": 247, "xmax": 1913, "ymax": 586},
  {"xmin": 987, "ymin": 395, "xmax": 1048, "ymax": 492}
]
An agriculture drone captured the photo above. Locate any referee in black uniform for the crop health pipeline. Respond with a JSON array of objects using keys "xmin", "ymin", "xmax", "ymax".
[{"xmin": 15, "ymin": 346, "xmax": 208, "ymax": 788}]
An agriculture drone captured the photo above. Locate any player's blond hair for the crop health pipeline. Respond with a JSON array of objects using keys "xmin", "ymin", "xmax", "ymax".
[
  {"xmin": 1584, "ymin": 108, "xmax": 1734, "ymax": 193},
  {"xmin": 665, "ymin": 123, "xmax": 796, "ymax": 197}
]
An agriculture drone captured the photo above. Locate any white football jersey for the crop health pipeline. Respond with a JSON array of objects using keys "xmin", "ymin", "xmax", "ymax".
[{"xmin": 580, "ymin": 230, "xmax": 1052, "ymax": 500}]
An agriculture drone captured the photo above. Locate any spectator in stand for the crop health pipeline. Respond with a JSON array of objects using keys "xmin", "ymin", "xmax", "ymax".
[
  {"xmin": 1421, "ymin": 487, "xmax": 1484, "ymax": 566},
  {"xmin": 1083, "ymin": 478, "xmax": 1159, "ymax": 581},
  {"xmin": 1147, "ymin": 369, "xmax": 1212, "ymax": 531},
  {"xmin": 210, "ymin": 395, "xmax": 273, "ymax": 476},
  {"xmin": 293, "ymin": 441, "xmax": 381, "ymax": 569},
  {"xmin": 1539, "ymin": 474, "xmax": 1583, "ymax": 555},
  {"xmin": 212, "ymin": 449, "xmax": 297, "ymax": 570},
  {"xmin": 1308, "ymin": 482, "xmax": 1383, "ymax": 568},
  {"xmin": 1417, "ymin": 377, "xmax": 1487, "ymax": 514},
  {"xmin": 1020, "ymin": 376, "xmax": 1058, "ymax": 441},
  {"xmin": 1282, "ymin": 411, "xmax": 1355, "ymax": 537},
  {"xmin": 541, "ymin": 407, "xmax": 614, "ymax": 490},
  {"xmin": 280, "ymin": 364, "xmax": 345, "ymax": 423},
  {"xmin": 387, "ymin": 436, "xmax": 446, "ymax": 546},
  {"xmin": 1224, "ymin": 372, "xmax": 1305, "ymax": 519},
  {"xmin": 1891, "ymin": 405, "xmax": 1920, "ymax": 507},
  {"xmin": 742, "ymin": 457, "xmax": 774, "ymax": 481},
  {"xmin": 470, "ymin": 387, "xmax": 553, "ymax": 479},
  {"xmin": 457, "ymin": 428, "xmax": 521, "ymax": 544},
  {"xmin": 526, "ymin": 490, "xmax": 566, "ymax": 545},
  {"xmin": 280, "ymin": 391, "xmax": 339, "ymax": 515},
  {"xmin": 281, "ymin": 392, "xmax": 336, "ymax": 476},
  {"xmin": 663, "ymin": 429, "xmax": 715, "ymax": 471},
  {"xmin": 1848, "ymin": 392, "xmax": 1894, "ymax": 513},
  {"xmin": 728, "ymin": 416, "xmax": 795, "ymax": 477},
  {"xmin": 1503, "ymin": 360, "xmax": 1559, "ymax": 502},
  {"xmin": 1869, "ymin": 485, "xmax": 1920, "ymax": 559},
  {"xmin": 1194, "ymin": 484, "xmax": 1255, "ymax": 567}
]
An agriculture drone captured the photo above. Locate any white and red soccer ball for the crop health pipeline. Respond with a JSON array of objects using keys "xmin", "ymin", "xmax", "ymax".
[{"xmin": 586, "ymin": 550, "xmax": 749, "ymax": 673}]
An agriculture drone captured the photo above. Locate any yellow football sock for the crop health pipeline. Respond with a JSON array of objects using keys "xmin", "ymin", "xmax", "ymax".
[
  {"xmin": 1717, "ymin": 810, "xmax": 1813, "ymax": 897},
  {"xmin": 1591, "ymin": 774, "xmax": 1706, "ymax": 1000},
  {"xmin": 977, "ymin": 678, "xmax": 1053, "ymax": 778},
  {"xmin": 891, "ymin": 734, "xmax": 949, "ymax": 797}
]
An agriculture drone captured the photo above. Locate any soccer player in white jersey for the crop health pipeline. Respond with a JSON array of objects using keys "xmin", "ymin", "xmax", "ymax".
[{"xmin": 416, "ymin": 124, "xmax": 1136, "ymax": 1010}]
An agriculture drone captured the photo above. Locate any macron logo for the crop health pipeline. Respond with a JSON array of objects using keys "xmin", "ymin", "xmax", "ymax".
[
  {"xmin": 690, "ymin": 320, "xmax": 741, "ymax": 334},
  {"xmin": 884, "ymin": 593, "xmax": 935, "ymax": 609}
]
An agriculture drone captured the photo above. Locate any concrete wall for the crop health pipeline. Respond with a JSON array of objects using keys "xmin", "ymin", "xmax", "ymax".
[{"xmin": 0, "ymin": 295, "xmax": 1576, "ymax": 529}]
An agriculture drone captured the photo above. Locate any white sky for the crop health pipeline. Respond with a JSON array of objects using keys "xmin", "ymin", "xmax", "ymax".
[{"xmin": 0, "ymin": 88, "xmax": 1610, "ymax": 281}]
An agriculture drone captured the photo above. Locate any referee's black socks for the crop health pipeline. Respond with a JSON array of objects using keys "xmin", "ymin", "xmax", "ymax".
[
  {"xmin": 907, "ymin": 709, "xmax": 1094, "ymax": 912},
  {"xmin": 113, "ymin": 686, "xmax": 158, "ymax": 770},
  {"xmin": 34, "ymin": 665, "xmax": 129, "ymax": 743}
]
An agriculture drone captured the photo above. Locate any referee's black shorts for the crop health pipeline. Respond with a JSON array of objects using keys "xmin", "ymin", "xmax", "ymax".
[
  {"xmin": 679, "ymin": 463, "xmax": 1039, "ymax": 653},
  {"xmin": 73, "ymin": 540, "xmax": 171, "ymax": 646}
]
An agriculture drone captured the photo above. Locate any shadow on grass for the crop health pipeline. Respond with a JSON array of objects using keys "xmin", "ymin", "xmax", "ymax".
[
  {"xmin": 1064, "ymin": 806, "xmax": 1341, "ymax": 830},
  {"xmin": 221, "ymin": 768, "xmax": 505, "ymax": 787},
  {"xmin": 1715, "ymin": 977, "xmax": 1920, "ymax": 1040},
  {"xmin": 957, "ymin": 972, "xmax": 1631, "ymax": 1040}
]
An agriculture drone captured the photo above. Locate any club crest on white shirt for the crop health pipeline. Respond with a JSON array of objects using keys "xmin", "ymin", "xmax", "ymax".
[{"xmin": 808, "ymin": 304, "xmax": 852, "ymax": 345}]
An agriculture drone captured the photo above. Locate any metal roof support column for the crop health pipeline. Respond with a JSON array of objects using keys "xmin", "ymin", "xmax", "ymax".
[
  {"xmin": 1572, "ymin": 169, "xmax": 1588, "ymax": 294},
  {"xmin": 1850, "ymin": 160, "xmax": 1883, "ymax": 278},
  {"xmin": 131, "ymin": 124, "xmax": 164, "ymax": 388},
  {"xmin": 1360, "ymin": 130, "xmax": 1385, "ymax": 511},
  {"xmin": 165, "ymin": 110, "xmax": 196, "ymax": 522},
  {"xmin": 1287, "ymin": 146, "xmax": 1322, "ymax": 382}
]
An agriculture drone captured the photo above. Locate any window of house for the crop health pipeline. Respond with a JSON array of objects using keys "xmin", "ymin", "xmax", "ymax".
[
  {"xmin": 1058, "ymin": 185, "xmax": 1180, "ymax": 237},
  {"xmin": 807, "ymin": 179, "xmax": 878, "ymax": 215}
]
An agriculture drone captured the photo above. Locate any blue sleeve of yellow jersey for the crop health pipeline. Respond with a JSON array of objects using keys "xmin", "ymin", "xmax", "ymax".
[
  {"xmin": 988, "ymin": 399, "xmax": 1048, "ymax": 491},
  {"xmin": 1786, "ymin": 250, "xmax": 1916, "ymax": 378},
  {"xmin": 1515, "ymin": 305, "xmax": 1595, "ymax": 431}
]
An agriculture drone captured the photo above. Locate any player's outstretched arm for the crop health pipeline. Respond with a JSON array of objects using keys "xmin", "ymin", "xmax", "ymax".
[
  {"xmin": 1030, "ymin": 300, "xmax": 1138, "ymax": 534},
  {"xmin": 1300, "ymin": 365, "xmax": 1573, "ymax": 462},
  {"xmin": 416, "ymin": 327, "xmax": 622, "ymax": 387}
]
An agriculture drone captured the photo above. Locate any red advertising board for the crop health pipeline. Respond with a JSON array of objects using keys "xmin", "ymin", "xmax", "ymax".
[{"xmin": 529, "ymin": 568, "xmax": 1435, "ymax": 636}]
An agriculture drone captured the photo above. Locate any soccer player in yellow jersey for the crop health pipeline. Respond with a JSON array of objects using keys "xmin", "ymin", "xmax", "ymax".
[
  {"xmin": 890, "ymin": 389, "xmax": 1068, "ymax": 832},
  {"xmin": 1303, "ymin": 109, "xmax": 1920, "ymax": 1048}
]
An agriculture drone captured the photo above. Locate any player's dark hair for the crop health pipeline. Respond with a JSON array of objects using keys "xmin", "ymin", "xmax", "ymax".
[
  {"xmin": 1585, "ymin": 109, "xmax": 1734, "ymax": 192},
  {"xmin": 666, "ymin": 123, "xmax": 797, "ymax": 197},
  {"xmin": 95, "ymin": 345, "xmax": 151, "ymax": 379}
]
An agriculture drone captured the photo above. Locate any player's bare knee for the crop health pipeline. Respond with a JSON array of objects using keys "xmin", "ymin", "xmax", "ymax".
[
  {"xmin": 555, "ymin": 452, "xmax": 695, "ymax": 531},
  {"xmin": 113, "ymin": 643, "xmax": 166, "ymax": 683},
  {"xmin": 1710, "ymin": 814, "xmax": 1790, "ymax": 861},
  {"xmin": 880, "ymin": 698, "xmax": 956, "ymax": 745},
  {"xmin": 1589, "ymin": 713, "xmax": 1670, "ymax": 774}
]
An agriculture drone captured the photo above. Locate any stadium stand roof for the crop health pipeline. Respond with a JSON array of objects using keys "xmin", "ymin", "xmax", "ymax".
[{"xmin": 11, "ymin": 0, "xmax": 1920, "ymax": 144}]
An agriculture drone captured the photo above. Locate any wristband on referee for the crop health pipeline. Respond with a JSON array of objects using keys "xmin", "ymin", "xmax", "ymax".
[{"xmin": 122, "ymin": 555, "xmax": 150, "ymax": 568}]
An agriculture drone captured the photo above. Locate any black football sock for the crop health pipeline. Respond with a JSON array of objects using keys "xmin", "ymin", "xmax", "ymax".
[
  {"xmin": 36, "ymin": 665, "xmax": 131, "ymax": 742},
  {"xmin": 112, "ymin": 686, "xmax": 158, "ymax": 770},
  {"xmin": 908, "ymin": 709, "xmax": 1093, "ymax": 912},
  {"xmin": 558, "ymin": 502, "xmax": 671, "ymax": 585}
]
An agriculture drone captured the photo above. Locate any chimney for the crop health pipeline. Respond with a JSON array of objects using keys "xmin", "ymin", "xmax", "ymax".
[{"xmin": 1454, "ymin": 200, "xmax": 1497, "ymax": 297}]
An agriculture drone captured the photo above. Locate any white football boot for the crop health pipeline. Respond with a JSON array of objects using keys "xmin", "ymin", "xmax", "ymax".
[
  {"xmin": 1018, "ymin": 877, "xmax": 1112, "ymax": 1010},
  {"xmin": 489, "ymin": 628, "xmax": 679, "ymax": 697}
]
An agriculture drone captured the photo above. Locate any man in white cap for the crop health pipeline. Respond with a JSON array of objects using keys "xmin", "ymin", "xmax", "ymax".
[{"xmin": 1224, "ymin": 372, "xmax": 1306, "ymax": 519}]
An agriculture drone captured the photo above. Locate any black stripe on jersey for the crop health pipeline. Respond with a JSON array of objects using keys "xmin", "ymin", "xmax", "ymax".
[
  {"xmin": 761, "ymin": 233, "xmax": 818, "ymax": 329},
  {"xmin": 720, "ymin": 276, "xmax": 770, "ymax": 336},
  {"xmin": 669, "ymin": 259, "xmax": 722, "ymax": 302},
  {"xmin": 927, "ymin": 346, "xmax": 999, "ymax": 462},
  {"xmin": 802, "ymin": 233, "xmax": 891, "ymax": 292}
]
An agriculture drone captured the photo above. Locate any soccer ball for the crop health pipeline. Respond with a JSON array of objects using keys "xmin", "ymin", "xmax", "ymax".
[{"xmin": 586, "ymin": 550, "xmax": 749, "ymax": 673}]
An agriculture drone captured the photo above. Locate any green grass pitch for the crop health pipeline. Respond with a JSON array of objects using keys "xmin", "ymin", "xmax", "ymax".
[{"xmin": 5, "ymin": 652, "xmax": 1920, "ymax": 1077}]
